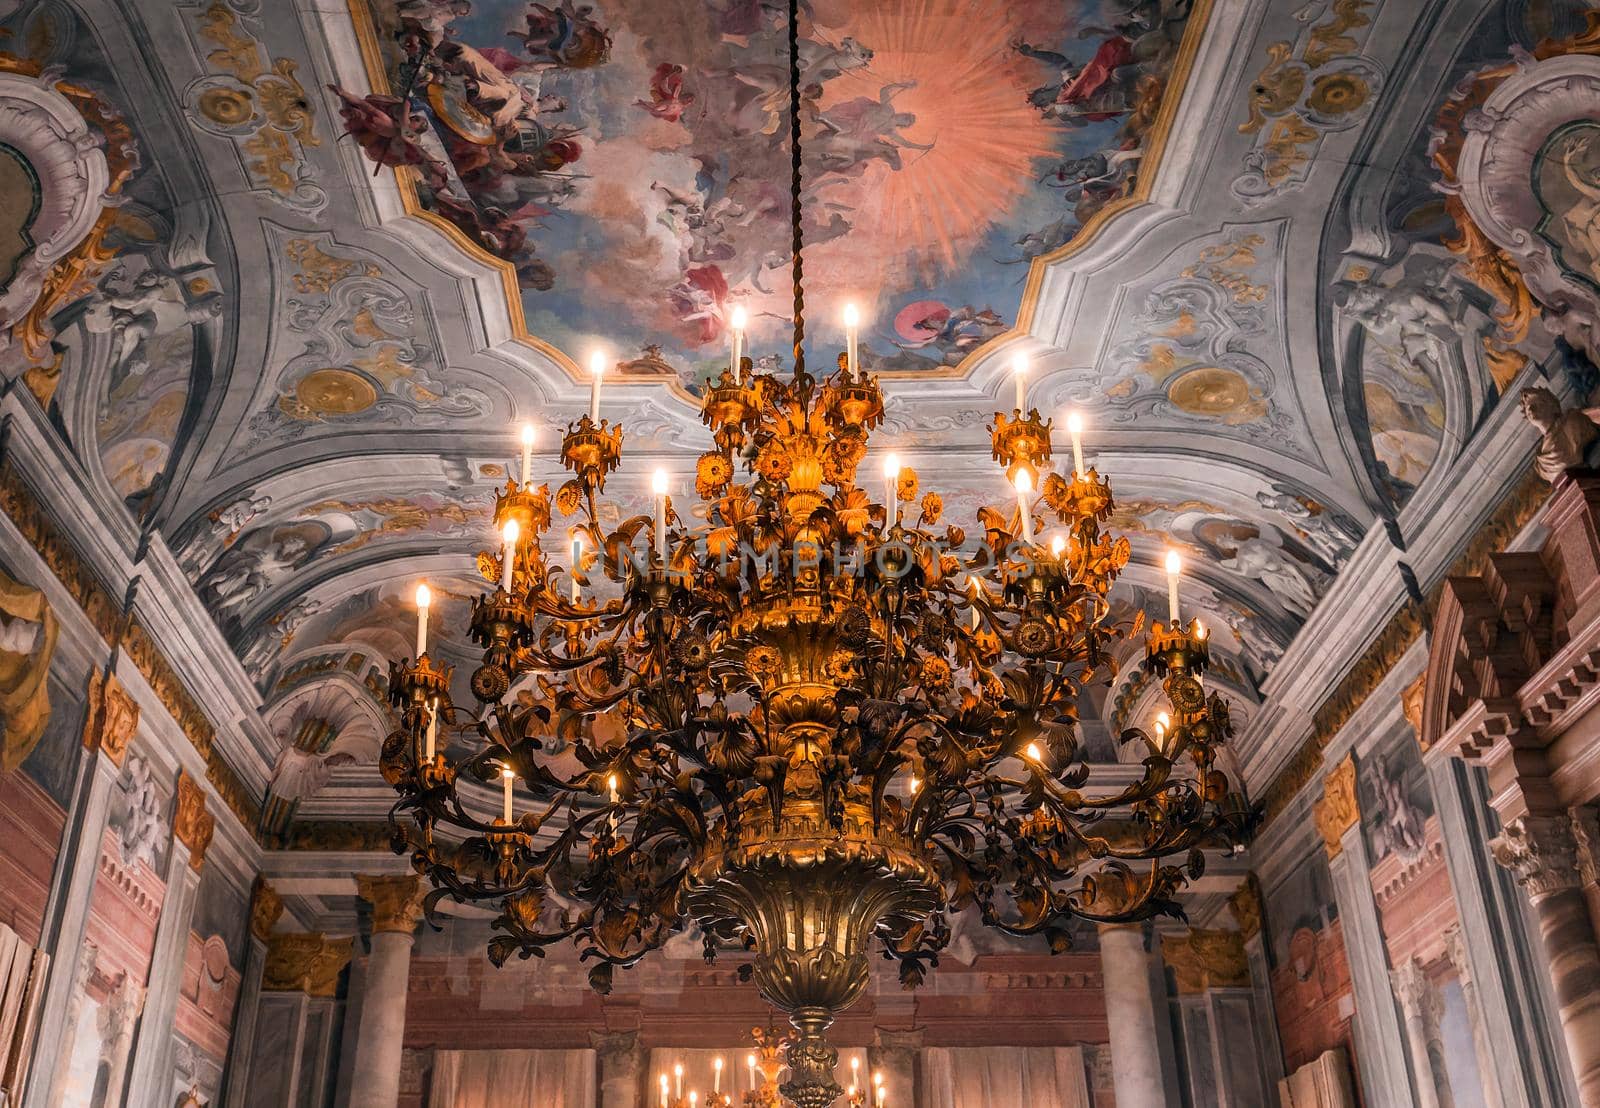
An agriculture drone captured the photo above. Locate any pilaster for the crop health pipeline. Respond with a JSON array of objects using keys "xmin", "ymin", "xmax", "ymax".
[
  {"xmin": 222, "ymin": 878, "xmax": 282, "ymax": 1108},
  {"xmin": 123, "ymin": 770, "xmax": 213, "ymax": 1106},
  {"xmin": 24, "ymin": 666, "xmax": 136, "ymax": 1108},
  {"xmin": 1315, "ymin": 754, "xmax": 1419, "ymax": 1107}
]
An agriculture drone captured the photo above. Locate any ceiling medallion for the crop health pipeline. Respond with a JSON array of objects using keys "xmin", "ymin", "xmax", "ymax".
[{"xmin": 380, "ymin": 4, "xmax": 1250, "ymax": 1104}]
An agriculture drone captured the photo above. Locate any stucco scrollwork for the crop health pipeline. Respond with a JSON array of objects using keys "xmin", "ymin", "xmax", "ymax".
[
  {"xmin": 1452, "ymin": 53, "xmax": 1600, "ymax": 363},
  {"xmin": 0, "ymin": 68, "xmax": 115, "ymax": 349}
]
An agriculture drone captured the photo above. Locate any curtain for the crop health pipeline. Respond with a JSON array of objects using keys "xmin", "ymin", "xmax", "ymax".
[
  {"xmin": 645, "ymin": 1047, "xmax": 870, "ymax": 1105},
  {"xmin": 920, "ymin": 1046, "xmax": 1091, "ymax": 1108},
  {"xmin": 428, "ymin": 1049, "xmax": 595, "ymax": 1108}
]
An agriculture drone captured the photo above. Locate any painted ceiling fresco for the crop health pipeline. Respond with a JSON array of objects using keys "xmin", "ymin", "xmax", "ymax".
[
  {"xmin": 345, "ymin": 0, "xmax": 1199, "ymax": 384},
  {"xmin": 13, "ymin": 0, "xmax": 1600, "ymax": 807}
]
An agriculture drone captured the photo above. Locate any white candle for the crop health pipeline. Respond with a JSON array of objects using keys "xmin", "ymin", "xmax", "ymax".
[
  {"xmin": 968, "ymin": 576, "xmax": 980, "ymax": 630},
  {"xmin": 1013, "ymin": 353, "xmax": 1027, "ymax": 412},
  {"xmin": 570, "ymin": 535, "xmax": 583, "ymax": 603},
  {"xmin": 608, "ymin": 772, "xmax": 619, "ymax": 804},
  {"xmin": 852, "ymin": 1058, "xmax": 860, "ymax": 1084},
  {"xmin": 747, "ymin": 1055, "xmax": 756, "ymax": 1091},
  {"xmin": 730, "ymin": 305, "xmax": 746, "ymax": 376},
  {"xmin": 589, "ymin": 350, "xmax": 605, "ymax": 422},
  {"xmin": 425, "ymin": 698, "xmax": 437, "ymax": 761},
  {"xmin": 501, "ymin": 519, "xmax": 519, "ymax": 592},
  {"xmin": 519, "ymin": 423, "xmax": 535, "ymax": 486},
  {"xmin": 883, "ymin": 453, "xmax": 900, "ymax": 532},
  {"xmin": 652, "ymin": 468, "xmax": 669, "ymax": 563},
  {"xmin": 1066, "ymin": 411, "xmax": 1085, "ymax": 477},
  {"xmin": 660, "ymin": 1075, "xmax": 669, "ymax": 1108},
  {"xmin": 414, "ymin": 583, "xmax": 431, "ymax": 657},
  {"xmin": 1013, "ymin": 470, "xmax": 1033, "ymax": 544},
  {"xmin": 501, "ymin": 765, "xmax": 514, "ymax": 824},
  {"xmin": 675, "ymin": 1063, "xmax": 684, "ymax": 1098},
  {"xmin": 843, "ymin": 302, "xmax": 860, "ymax": 380},
  {"xmin": 1165, "ymin": 549, "xmax": 1182, "ymax": 623},
  {"xmin": 689, "ymin": 1095, "xmax": 698, "ymax": 1108},
  {"xmin": 714, "ymin": 1057, "xmax": 723, "ymax": 1093}
]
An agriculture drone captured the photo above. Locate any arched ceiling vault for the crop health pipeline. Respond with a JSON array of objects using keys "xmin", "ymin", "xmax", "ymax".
[{"xmin": 4, "ymin": 0, "xmax": 1579, "ymax": 786}]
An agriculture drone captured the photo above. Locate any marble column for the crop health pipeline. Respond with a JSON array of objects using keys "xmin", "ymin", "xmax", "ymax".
[
  {"xmin": 96, "ymin": 973, "xmax": 146, "ymax": 1108},
  {"xmin": 1316, "ymin": 754, "xmax": 1418, "ymax": 1107},
  {"xmin": 1098, "ymin": 924, "xmax": 1169, "ymax": 1108},
  {"xmin": 592, "ymin": 1030, "xmax": 644, "ymax": 1108},
  {"xmin": 1422, "ymin": 750, "xmax": 1566, "ymax": 1108},
  {"xmin": 347, "ymin": 876, "xmax": 425, "ymax": 1108},
  {"xmin": 1491, "ymin": 815, "xmax": 1600, "ymax": 1106},
  {"xmin": 123, "ymin": 771, "xmax": 213, "ymax": 1107},
  {"xmin": 1390, "ymin": 958, "xmax": 1448, "ymax": 1108},
  {"xmin": 26, "ymin": 668, "xmax": 138, "ymax": 1108},
  {"xmin": 866, "ymin": 1028, "xmax": 919, "ymax": 1107},
  {"xmin": 224, "ymin": 880, "xmax": 283, "ymax": 1108},
  {"xmin": 1443, "ymin": 926, "xmax": 1501, "ymax": 1108},
  {"xmin": 42, "ymin": 944, "xmax": 98, "ymax": 1108}
]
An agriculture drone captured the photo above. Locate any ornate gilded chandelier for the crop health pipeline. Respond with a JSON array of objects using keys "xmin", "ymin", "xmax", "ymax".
[{"xmin": 381, "ymin": 3, "xmax": 1249, "ymax": 1104}]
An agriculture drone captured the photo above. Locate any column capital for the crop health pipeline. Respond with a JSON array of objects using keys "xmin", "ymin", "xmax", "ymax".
[
  {"xmin": 1389, "ymin": 957, "xmax": 1443, "ymax": 1023},
  {"xmin": 80, "ymin": 666, "xmax": 139, "ymax": 767},
  {"xmin": 263, "ymin": 932, "xmax": 352, "ymax": 996},
  {"xmin": 250, "ymin": 876, "xmax": 285, "ymax": 942},
  {"xmin": 357, "ymin": 874, "xmax": 427, "ymax": 935},
  {"xmin": 1572, "ymin": 804, "xmax": 1600, "ymax": 888},
  {"xmin": 1490, "ymin": 814, "xmax": 1581, "ymax": 901},
  {"xmin": 1163, "ymin": 929, "xmax": 1250, "ymax": 994},
  {"xmin": 588, "ymin": 1029, "xmax": 641, "ymax": 1058},
  {"xmin": 173, "ymin": 770, "xmax": 214, "ymax": 871},
  {"xmin": 1402, "ymin": 674, "xmax": 1428, "ymax": 749},
  {"xmin": 1227, "ymin": 874, "xmax": 1263, "ymax": 940},
  {"xmin": 1313, "ymin": 754, "xmax": 1359, "ymax": 858},
  {"xmin": 870, "ymin": 1027, "xmax": 925, "ymax": 1055}
]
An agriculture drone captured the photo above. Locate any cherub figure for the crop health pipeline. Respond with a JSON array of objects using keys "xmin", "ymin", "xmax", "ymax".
[{"xmin": 1520, "ymin": 384, "xmax": 1600, "ymax": 482}]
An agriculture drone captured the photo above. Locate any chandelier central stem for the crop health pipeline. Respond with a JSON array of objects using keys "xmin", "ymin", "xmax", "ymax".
[{"xmin": 787, "ymin": 0, "xmax": 805, "ymax": 377}]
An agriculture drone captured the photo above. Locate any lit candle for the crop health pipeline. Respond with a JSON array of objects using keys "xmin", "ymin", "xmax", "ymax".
[
  {"xmin": 909, "ymin": 774, "xmax": 919, "ymax": 794},
  {"xmin": 852, "ymin": 1058, "xmax": 860, "ymax": 1084},
  {"xmin": 608, "ymin": 772, "xmax": 619, "ymax": 804},
  {"xmin": 1026, "ymin": 741, "xmax": 1042, "ymax": 763},
  {"xmin": 714, "ymin": 1057, "xmax": 723, "ymax": 1093},
  {"xmin": 414, "ymin": 583, "xmax": 431, "ymax": 657},
  {"xmin": 1195, "ymin": 619, "xmax": 1207, "ymax": 640},
  {"xmin": 1014, "ymin": 470, "xmax": 1034, "ymax": 544},
  {"xmin": 689, "ymin": 1094, "xmax": 698, "ymax": 1108},
  {"xmin": 675, "ymin": 1063, "xmax": 684, "ymax": 1098},
  {"xmin": 501, "ymin": 519, "xmax": 519, "ymax": 592},
  {"xmin": 571, "ymin": 534, "xmax": 583, "ymax": 604},
  {"xmin": 660, "ymin": 1074, "xmax": 669, "ymax": 1108},
  {"xmin": 1013, "ymin": 353, "xmax": 1028, "ymax": 412},
  {"xmin": 519, "ymin": 423, "xmax": 535, "ymax": 486},
  {"xmin": 843, "ymin": 302, "xmax": 860, "ymax": 380},
  {"xmin": 883, "ymin": 453, "xmax": 900, "ymax": 532},
  {"xmin": 730, "ymin": 305, "xmax": 746, "ymax": 376},
  {"xmin": 968, "ymin": 576, "xmax": 981, "ymax": 630},
  {"xmin": 425, "ymin": 697, "xmax": 437, "ymax": 762},
  {"xmin": 589, "ymin": 350, "xmax": 605, "ymax": 422},
  {"xmin": 1066, "ymin": 411, "xmax": 1085, "ymax": 477},
  {"xmin": 652, "ymin": 468, "xmax": 669, "ymax": 563},
  {"xmin": 747, "ymin": 1055, "xmax": 756, "ymax": 1090},
  {"xmin": 1050, "ymin": 532, "xmax": 1066, "ymax": 559},
  {"xmin": 500, "ymin": 765, "xmax": 515, "ymax": 824},
  {"xmin": 1165, "ymin": 549, "xmax": 1182, "ymax": 624}
]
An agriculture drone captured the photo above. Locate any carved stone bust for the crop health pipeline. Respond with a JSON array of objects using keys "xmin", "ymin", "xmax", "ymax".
[{"xmin": 1521, "ymin": 384, "xmax": 1599, "ymax": 482}]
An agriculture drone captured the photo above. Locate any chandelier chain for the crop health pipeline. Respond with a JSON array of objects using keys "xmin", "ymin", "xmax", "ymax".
[{"xmin": 787, "ymin": 0, "xmax": 805, "ymax": 376}]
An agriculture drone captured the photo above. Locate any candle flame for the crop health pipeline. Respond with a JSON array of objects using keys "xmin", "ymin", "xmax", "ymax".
[
  {"xmin": 1066, "ymin": 411, "xmax": 1083, "ymax": 434},
  {"xmin": 843, "ymin": 302, "xmax": 860, "ymax": 328},
  {"xmin": 1195, "ymin": 619, "xmax": 1206, "ymax": 639},
  {"xmin": 1050, "ymin": 533, "xmax": 1066, "ymax": 557},
  {"xmin": 502, "ymin": 520, "xmax": 520, "ymax": 547},
  {"xmin": 730, "ymin": 305, "xmax": 747, "ymax": 331},
  {"xmin": 500, "ymin": 765, "xmax": 515, "ymax": 781},
  {"xmin": 589, "ymin": 350, "xmax": 606, "ymax": 378},
  {"xmin": 883, "ymin": 452, "xmax": 900, "ymax": 479},
  {"xmin": 1013, "ymin": 469, "xmax": 1033, "ymax": 494},
  {"xmin": 1165, "ymin": 549, "xmax": 1182, "ymax": 576},
  {"xmin": 1012, "ymin": 353, "xmax": 1028, "ymax": 378},
  {"xmin": 414, "ymin": 583, "xmax": 431, "ymax": 608},
  {"xmin": 1025, "ymin": 742, "xmax": 1041, "ymax": 762},
  {"xmin": 652, "ymin": 468, "xmax": 669, "ymax": 496},
  {"xmin": 520, "ymin": 423, "xmax": 535, "ymax": 446}
]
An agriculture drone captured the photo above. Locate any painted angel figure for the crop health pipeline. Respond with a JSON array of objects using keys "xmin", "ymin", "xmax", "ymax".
[
  {"xmin": 509, "ymin": 1, "xmax": 613, "ymax": 70},
  {"xmin": 1013, "ymin": 36, "xmax": 1135, "ymax": 122},
  {"xmin": 267, "ymin": 730, "xmax": 370, "ymax": 801},
  {"xmin": 1219, "ymin": 535, "xmax": 1319, "ymax": 617}
]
